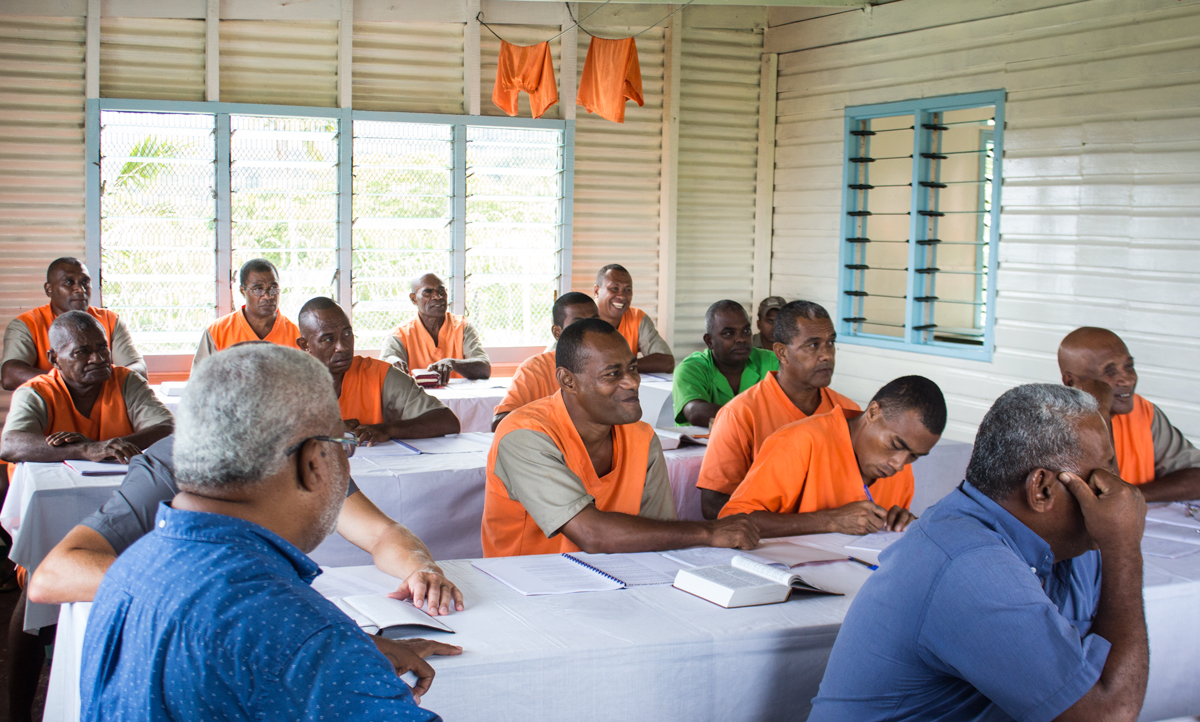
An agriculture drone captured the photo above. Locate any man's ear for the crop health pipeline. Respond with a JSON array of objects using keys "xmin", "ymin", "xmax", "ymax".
[
  {"xmin": 551, "ymin": 325, "xmax": 563, "ymax": 341},
  {"xmin": 773, "ymin": 342, "xmax": 786, "ymax": 365},
  {"xmin": 1062, "ymin": 372, "xmax": 1078, "ymax": 388},
  {"xmin": 46, "ymin": 349, "xmax": 57, "ymax": 369},
  {"xmin": 556, "ymin": 367, "xmax": 576, "ymax": 394},
  {"xmin": 864, "ymin": 400, "xmax": 883, "ymax": 422},
  {"xmin": 1024, "ymin": 468, "xmax": 1057, "ymax": 512},
  {"xmin": 409, "ymin": 292, "xmax": 418, "ymax": 307},
  {"xmin": 43, "ymin": 281, "xmax": 52, "ymax": 298},
  {"xmin": 592, "ymin": 285, "xmax": 600, "ymax": 299},
  {"xmin": 294, "ymin": 440, "xmax": 333, "ymax": 493},
  {"xmin": 702, "ymin": 332, "xmax": 713, "ymax": 351},
  {"xmin": 296, "ymin": 336, "xmax": 308, "ymax": 352}
]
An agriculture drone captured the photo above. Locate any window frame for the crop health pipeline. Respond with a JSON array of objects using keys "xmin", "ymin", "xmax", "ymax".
[
  {"xmin": 836, "ymin": 90, "xmax": 1004, "ymax": 362},
  {"xmin": 85, "ymin": 97, "xmax": 574, "ymax": 357}
]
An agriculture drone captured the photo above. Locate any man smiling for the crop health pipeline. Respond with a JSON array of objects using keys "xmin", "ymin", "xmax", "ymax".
[
  {"xmin": 672, "ymin": 300, "xmax": 778, "ymax": 428},
  {"xmin": 481, "ymin": 318, "xmax": 759, "ymax": 557},
  {"xmin": 720, "ymin": 375, "xmax": 945, "ymax": 536},
  {"xmin": 592, "ymin": 264, "xmax": 674, "ymax": 374},
  {"xmin": 1058, "ymin": 326, "xmax": 1200, "ymax": 501},
  {"xmin": 382, "ymin": 273, "xmax": 490, "ymax": 384}
]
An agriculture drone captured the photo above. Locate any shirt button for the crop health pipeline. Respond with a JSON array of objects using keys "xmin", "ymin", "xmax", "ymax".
[
  {"xmin": 158, "ymin": 520, "xmax": 166, "ymax": 528},
  {"xmin": 1030, "ymin": 566, "xmax": 1037, "ymax": 574}
]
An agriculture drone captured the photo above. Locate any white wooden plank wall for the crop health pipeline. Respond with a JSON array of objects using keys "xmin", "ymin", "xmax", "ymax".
[
  {"xmin": 220, "ymin": 20, "xmax": 339, "ymax": 107},
  {"xmin": 352, "ymin": 22, "xmax": 465, "ymax": 114},
  {"xmin": 673, "ymin": 26, "xmax": 762, "ymax": 356},
  {"xmin": 769, "ymin": 0, "xmax": 1200, "ymax": 442},
  {"xmin": 100, "ymin": 18, "xmax": 205, "ymax": 101},
  {"xmin": 0, "ymin": 16, "xmax": 87, "ymax": 426}
]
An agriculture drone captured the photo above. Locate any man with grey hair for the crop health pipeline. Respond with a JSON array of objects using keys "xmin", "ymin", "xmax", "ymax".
[
  {"xmin": 810, "ymin": 384, "xmax": 1149, "ymax": 722},
  {"xmin": 80, "ymin": 345, "xmax": 444, "ymax": 720}
]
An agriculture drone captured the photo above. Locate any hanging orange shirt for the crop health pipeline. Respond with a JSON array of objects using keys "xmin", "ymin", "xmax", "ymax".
[
  {"xmin": 493, "ymin": 40, "xmax": 559, "ymax": 119},
  {"xmin": 720, "ymin": 406, "xmax": 914, "ymax": 518},
  {"xmin": 697, "ymin": 371, "xmax": 860, "ymax": 496},
  {"xmin": 494, "ymin": 351, "xmax": 558, "ymax": 415},
  {"xmin": 389, "ymin": 313, "xmax": 468, "ymax": 378},
  {"xmin": 16, "ymin": 304, "xmax": 119, "ymax": 371},
  {"xmin": 23, "ymin": 367, "xmax": 135, "ymax": 441},
  {"xmin": 1112, "ymin": 394, "xmax": 1157, "ymax": 485},
  {"xmin": 483, "ymin": 392, "xmax": 656, "ymax": 557},
  {"xmin": 577, "ymin": 36, "xmax": 644, "ymax": 124},
  {"xmin": 337, "ymin": 355, "xmax": 391, "ymax": 425}
]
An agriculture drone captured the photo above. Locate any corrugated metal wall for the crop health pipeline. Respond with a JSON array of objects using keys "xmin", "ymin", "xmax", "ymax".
[
  {"xmin": 673, "ymin": 26, "xmax": 762, "ymax": 356},
  {"xmin": 100, "ymin": 18, "xmax": 205, "ymax": 101},
  {"xmin": 571, "ymin": 27, "xmax": 666, "ymax": 319},
  {"xmin": 0, "ymin": 16, "xmax": 87, "ymax": 424},
  {"xmin": 770, "ymin": 0, "xmax": 1200, "ymax": 442},
  {"xmin": 353, "ymin": 22, "xmax": 465, "ymax": 114},
  {"xmin": 220, "ymin": 21, "xmax": 339, "ymax": 107}
]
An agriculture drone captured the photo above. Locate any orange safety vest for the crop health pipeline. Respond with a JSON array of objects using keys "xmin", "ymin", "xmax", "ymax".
[
  {"xmin": 615, "ymin": 306, "xmax": 646, "ymax": 357},
  {"xmin": 494, "ymin": 351, "xmax": 558, "ymax": 415},
  {"xmin": 577, "ymin": 36, "xmax": 644, "ymax": 124},
  {"xmin": 23, "ymin": 366, "xmax": 135, "ymax": 441},
  {"xmin": 391, "ymin": 313, "xmax": 467, "ymax": 378},
  {"xmin": 697, "ymin": 372, "xmax": 860, "ymax": 496},
  {"xmin": 482, "ymin": 391, "xmax": 655, "ymax": 557},
  {"xmin": 721, "ymin": 406, "xmax": 914, "ymax": 517},
  {"xmin": 493, "ymin": 40, "xmax": 559, "ymax": 119},
  {"xmin": 336, "ymin": 355, "xmax": 391, "ymax": 426},
  {"xmin": 16, "ymin": 305, "xmax": 120, "ymax": 371},
  {"xmin": 1112, "ymin": 394, "xmax": 1157, "ymax": 485},
  {"xmin": 207, "ymin": 307, "xmax": 301, "ymax": 352}
]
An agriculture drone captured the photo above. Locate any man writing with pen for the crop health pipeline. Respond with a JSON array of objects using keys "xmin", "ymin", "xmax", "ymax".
[{"xmin": 720, "ymin": 376, "xmax": 946, "ymax": 537}]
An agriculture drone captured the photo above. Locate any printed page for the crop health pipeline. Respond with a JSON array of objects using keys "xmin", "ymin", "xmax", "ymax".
[
  {"xmin": 313, "ymin": 566, "xmax": 395, "ymax": 601},
  {"xmin": 661, "ymin": 547, "xmax": 782, "ymax": 569},
  {"xmin": 342, "ymin": 595, "xmax": 453, "ymax": 633},
  {"xmin": 472, "ymin": 555, "xmax": 624, "ymax": 595},
  {"xmin": 731, "ymin": 555, "xmax": 794, "ymax": 586},
  {"xmin": 401, "ymin": 434, "xmax": 493, "ymax": 455},
  {"xmin": 844, "ymin": 530, "xmax": 905, "ymax": 554},
  {"xmin": 753, "ymin": 540, "xmax": 848, "ymax": 567},
  {"xmin": 566, "ymin": 552, "xmax": 687, "ymax": 586},
  {"xmin": 685, "ymin": 565, "xmax": 774, "ymax": 590}
]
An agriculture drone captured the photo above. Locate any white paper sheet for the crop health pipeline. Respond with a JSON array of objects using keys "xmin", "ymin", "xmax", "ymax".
[
  {"xmin": 342, "ymin": 595, "xmax": 454, "ymax": 632},
  {"xmin": 472, "ymin": 555, "xmax": 624, "ymax": 595},
  {"xmin": 565, "ymin": 552, "xmax": 686, "ymax": 586},
  {"xmin": 313, "ymin": 566, "xmax": 395, "ymax": 600},
  {"xmin": 354, "ymin": 440, "xmax": 421, "ymax": 458},
  {"xmin": 400, "ymin": 434, "xmax": 493, "ymax": 454},
  {"xmin": 662, "ymin": 547, "xmax": 783, "ymax": 569},
  {"xmin": 62, "ymin": 460, "xmax": 128, "ymax": 476},
  {"xmin": 843, "ymin": 530, "xmax": 905, "ymax": 554}
]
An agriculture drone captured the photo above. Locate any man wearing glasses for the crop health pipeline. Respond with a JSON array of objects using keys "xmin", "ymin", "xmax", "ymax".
[{"xmin": 192, "ymin": 258, "xmax": 302, "ymax": 368}]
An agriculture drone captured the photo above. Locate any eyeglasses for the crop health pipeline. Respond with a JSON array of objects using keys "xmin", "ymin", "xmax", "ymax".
[
  {"xmin": 285, "ymin": 433, "xmax": 358, "ymax": 458},
  {"xmin": 246, "ymin": 285, "xmax": 281, "ymax": 298}
]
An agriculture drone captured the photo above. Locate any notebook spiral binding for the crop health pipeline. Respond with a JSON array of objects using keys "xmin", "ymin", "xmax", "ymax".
[{"xmin": 561, "ymin": 553, "xmax": 626, "ymax": 587}]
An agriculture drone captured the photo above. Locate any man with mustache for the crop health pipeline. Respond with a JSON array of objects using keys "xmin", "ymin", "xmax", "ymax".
[
  {"xmin": 2, "ymin": 257, "xmax": 145, "ymax": 391},
  {"xmin": 672, "ymin": 300, "xmax": 779, "ymax": 428},
  {"xmin": 382, "ymin": 273, "xmax": 491, "ymax": 384},
  {"xmin": 193, "ymin": 258, "xmax": 301, "ymax": 367},
  {"xmin": 593, "ymin": 264, "xmax": 674, "ymax": 373},
  {"xmin": 695, "ymin": 300, "xmax": 857, "ymax": 519},
  {"xmin": 720, "ymin": 375, "xmax": 945, "ymax": 536},
  {"xmin": 296, "ymin": 296, "xmax": 459, "ymax": 444},
  {"xmin": 1058, "ymin": 326, "xmax": 1200, "ymax": 501},
  {"xmin": 491, "ymin": 292, "xmax": 599, "ymax": 431},
  {"xmin": 751, "ymin": 296, "xmax": 786, "ymax": 350},
  {"xmin": 482, "ymin": 318, "xmax": 759, "ymax": 557}
]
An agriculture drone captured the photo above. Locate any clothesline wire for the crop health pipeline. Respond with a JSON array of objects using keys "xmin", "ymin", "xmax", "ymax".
[{"xmin": 478, "ymin": 0, "xmax": 694, "ymax": 47}]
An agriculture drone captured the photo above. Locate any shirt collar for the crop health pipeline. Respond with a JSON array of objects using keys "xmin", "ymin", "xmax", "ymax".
[
  {"xmin": 959, "ymin": 481, "xmax": 1056, "ymax": 578},
  {"xmin": 153, "ymin": 502, "xmax": 322, "ymax": 584}
]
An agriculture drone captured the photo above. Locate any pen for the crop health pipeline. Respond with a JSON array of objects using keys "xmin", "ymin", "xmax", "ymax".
[
  {"xmin": 849, "ymin": 557, "xmax": 878, "ymax": 571},
  {"xmin": 863, "ymin": 483, "xmax": 874, "ymax": 503}
]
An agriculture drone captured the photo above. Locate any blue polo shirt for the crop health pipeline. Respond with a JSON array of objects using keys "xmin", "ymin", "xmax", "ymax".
[
  {"xmin": 809, "ymin": 482, "xmax": 1109, "ymax": 722},
  {"xmin": 81, "ymin": 503, "xmax": 440, "ymax": 722}
]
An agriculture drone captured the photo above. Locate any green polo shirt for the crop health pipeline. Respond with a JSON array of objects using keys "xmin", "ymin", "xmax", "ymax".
[{"xmin": 671, "ymin": 347, "xmax": 779, "ymax": 425}]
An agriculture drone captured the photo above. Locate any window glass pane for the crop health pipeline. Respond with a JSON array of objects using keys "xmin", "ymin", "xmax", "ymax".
[
  {"xmin": 352, "ymin": 121, "xmax": 453, "ymax": 350},
  {"xmin": 466, "ymin": 126, "xmax": 562, "ymax": 347},
  {"xmin": 99, "ymin": 110, "xmax": 216, "ymax": 353},
  {"xmin": 230, "ymin": 115, "xmax": 339, "ymax": 321}
]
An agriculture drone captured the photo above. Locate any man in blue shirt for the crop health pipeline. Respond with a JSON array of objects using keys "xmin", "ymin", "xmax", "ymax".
[
  {"xmin": 810, "ymin": 383, "xmax": 1149, "ymax": 722},
  {"xmin": 81, "ymin": 344, "xmax": 443, "ymax": 721}
]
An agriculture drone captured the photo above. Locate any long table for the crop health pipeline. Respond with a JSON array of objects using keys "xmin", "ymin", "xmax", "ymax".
[{"xmin": 45, "ymin": 536, "xmax": 1200, "ymax": 722}]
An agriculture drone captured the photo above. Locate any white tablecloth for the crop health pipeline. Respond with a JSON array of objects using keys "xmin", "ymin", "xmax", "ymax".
[{"xmin": 46, "ymin": 542, "xmax": 1200, "ymax": 722}]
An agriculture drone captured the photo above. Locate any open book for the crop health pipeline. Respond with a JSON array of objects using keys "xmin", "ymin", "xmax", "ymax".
[
  {"xmin": 673, "ymin": 555, "xmax": 841, "ymax": 609},
  {"xmin": 336, "ymin": 595, "xmax": 454, "ymax": 638},
  {"xmin": 472, "ymin": 552, "xmax": 686, "ymax": 595}
]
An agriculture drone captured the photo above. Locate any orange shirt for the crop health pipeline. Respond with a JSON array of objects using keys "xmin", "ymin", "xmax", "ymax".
[
  {"xmin": 482, "ymin": 392, "xmax": 655, "ymax": 557},
  {"xmin": 697, "ymin": 371, "xmax": 860, "ymax": 496},
  {"xmin": 207, "ymin": 307, "xmax": 301, "ymax": 352},
  {"xmin": 1112, "ymin": 394, "xmax": 1157, "ymax": 485},
  {"xmin": 16, "ymin": 304, "xmax": 119, "ymax": 371},
  {"xmin": 494, "ymin": 351, "xmax": 558, "ymax": 415},
  {"xmin": 720, "ymin": 406, "xmax": 914, "ymax": 518},
  {"xmin": 577, "ymin": 36, "xmax": 644, "ymax": 124},
  {"xmin": 23, "ymin": 367, "xmax": 135, "ymax": 441},
  {"xmin": 493, "ymin": 40, "xmax": 559, "ymax": 119},
  {"xmin": 337, "ymin": 355, "xmax": 391, "ymax": 426},
  {"xmin": 615, "ymin": 307, "xmax": 645, "ymax": 357},
  {"xmin": 391, "ymin": 313, "xmax": 467, "ymax": 376}
]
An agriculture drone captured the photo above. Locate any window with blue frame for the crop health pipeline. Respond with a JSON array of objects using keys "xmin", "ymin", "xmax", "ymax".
[
  {"xmin": 92, "ymin": 101, "xmax": 570, "ymax": 354},
  {"xmin": 838, "ymin": 91, "xmax": 1004, "ymax": 361}
]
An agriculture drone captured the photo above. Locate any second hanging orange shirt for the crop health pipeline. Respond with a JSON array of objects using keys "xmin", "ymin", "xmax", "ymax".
[{"xmin": 577, "ymin": 36, "xmax": 644, "ymax": 124}]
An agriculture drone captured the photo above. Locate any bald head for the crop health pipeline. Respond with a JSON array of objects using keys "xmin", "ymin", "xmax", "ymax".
[
  {"xmin": 1058, "ymin": 326, "xmax": 1139, "ymax": 416},
  {"xmin": 411, "ymin": 273, "xmax": 443, "ymax": 295},
  {"xmin": 409, "ymin": 273, "xmax": 449, "ymax": 320},
  {"xmin": 296, "ymin": 296, "xmax": 355, "ymax": 376},
  {"xmin": 297, "ymin": 296, "xmax": 346, "ymax": 334}
]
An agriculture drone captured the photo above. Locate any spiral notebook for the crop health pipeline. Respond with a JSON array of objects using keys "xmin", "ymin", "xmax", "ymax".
[{"xmin": 471, "ymin": 552, "xmax": 686, "ymax": 596}]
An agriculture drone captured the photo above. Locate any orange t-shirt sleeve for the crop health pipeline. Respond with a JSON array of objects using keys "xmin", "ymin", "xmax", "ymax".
[
  {"xmin": 495, "ymin": 356, "xmax": 552, "ymax": 415},
  {"xmin": 696, "ymin": 406, "xmax": 755, "ymax": 496},
  {"xmin": 720, "ymin": 430, "xmax": 812, "ymax": 517}
]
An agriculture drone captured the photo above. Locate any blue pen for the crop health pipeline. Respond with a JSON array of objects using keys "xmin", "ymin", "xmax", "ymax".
[{"xmin": 863, "ymin": 483, "xmax": 874, "ymax": 503}]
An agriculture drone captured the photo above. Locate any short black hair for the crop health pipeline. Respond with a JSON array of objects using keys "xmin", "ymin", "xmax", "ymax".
[
  {"xmin": 239, "ymin": 258, "xmax": 280, "ymax": 288},
  {"xmin": 773, "ymin": 300, "xmax": 831, "ymax": 346},
  {"xmin": 596, "ymin": 264, "xmax": 630, "ymax": 285},
  {"xmin": 553, "ymin": 292, "xmax": 595, "ymax": 327},
  {"xmin": 297, "ymin": 296, "xmax": 343, "ymax": 330},
  {"xmin": 46, "ymin": 257, "xmax": 83, "ymax": 281},
  {"xmin": 705, "ymin": 300, "xmax": 749, "ymax": 335},
  {"xmin": 870, "ymin": 375, "xmax": 947, "ymax": 435},
  {"xmin": 556, "ymin": 317, "xmax": 622, "ymax": 373}
]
